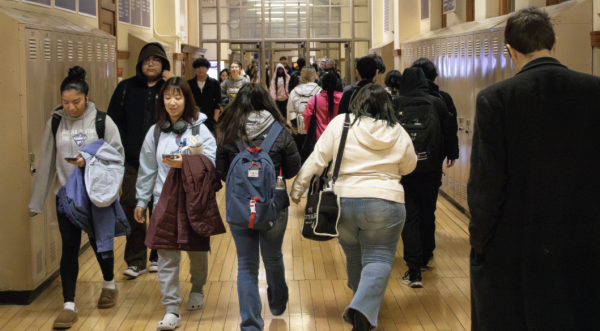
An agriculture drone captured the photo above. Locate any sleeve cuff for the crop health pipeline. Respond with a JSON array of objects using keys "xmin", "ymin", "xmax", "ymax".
[{"xmin": 136, "ymin": 200, "xmax": 148, "ymax": 209}]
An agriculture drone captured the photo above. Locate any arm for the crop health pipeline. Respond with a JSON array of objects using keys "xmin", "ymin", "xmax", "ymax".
[
  {"xmin": 441, "ymin": 91, "xmax": 458, "ymax": 118},
  {"xmin": 467, "ymin": 94, "xmax": 507, "ymax": 257},
  {"xmin": 28, "ymin": 119, "xmax": 57, "ymax": 215},
  {"xmin": 221, "ymin": 81, "xmax": 228, "ymax": 95},
  {"xmin": 337, "ymin": 90, "xmax": 351, "ymax": 115},
  {"xmin": 135, "ymin": 126, "xmax": 159, "ymax": 209},
  {"xmin": 290, "ymin": 116, "xmax": 340, "ymax": 199},
  {"xmin": 200, "ymin": 124, "xmax": 217, "ymax": 166},
  {"xmin": 106, "ymin": 81, "xmax": 127, "ymax": 143},
  {"xmin": 212, "ymin": 80, "xmax": 222, "ymax": 120},
  {"xmin": 434, "ymin": 99, "xmax": 459, "ymax": 161},
  {"xmin": 287, "ymin": 90, "xmax": 297, "ymax": 125},
  {"xmin": 269, "ymin": 79, "xmax": 276, "ymax": 100},
  {"xmin": 303, "ymin": 97, "xmax": 316, "ymax": 132},
  {"xmin": 280, "ymin": 130, "xmax": 301, "ymax": 179},
  {"xmin": 103, "ymin": 116, "xmax": 125, "ymax": 163},
  {"xmin": 215, "ymin": 145, "xmax": 231, "ymax": 182},
  {"xmin": 398, "ymin": 130, "xmax": 418, "ymax": 176}
]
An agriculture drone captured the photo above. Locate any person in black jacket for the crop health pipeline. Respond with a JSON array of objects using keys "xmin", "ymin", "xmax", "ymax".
[
  {"xmin": 288, "ymin": 57, "xmax": 305, "ymax": 93},
  {"xmin": 338, "ymin": 56, "xmax": 378, "ymax": 114},
  {"xmin": 107, "ymin": 42, "xmax": 174, "ymax": 278},
  {"xmin": 398, "ymin": 67, "xmax": 459, "ymax": 288},
  {"xmin": 187, "ymin": 57, "xmax": 222, "ymax": 134},
  {"xmin": 468, "ymin": 8, "xmax": 600, "ymax": 331},
  {"xmin": 215, "ymin": 83, "xmax": 301, "ymax": 331},
  {"xmin": 411, "ymin": 58, "xmax": 457, "ymax": 118},
  {"xmin": 317, "ymin": 58, "xmax": 344, "ymax": 92}
]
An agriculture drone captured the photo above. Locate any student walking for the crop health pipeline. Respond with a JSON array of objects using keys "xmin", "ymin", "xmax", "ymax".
[
  {"xmin": 269, "ymin": 63, "xmax": 291, "ymax": 120},
  {"xmin": 221, "ymin": 60, "xmax": 250, "ymax": 101}
]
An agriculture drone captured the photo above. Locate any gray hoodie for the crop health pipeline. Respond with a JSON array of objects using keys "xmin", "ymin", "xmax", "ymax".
[
  {"xmin": 246, "ymin": 110, "xmax": 276, "ymax": 140},
  {"xmin": 221, "ymin": 76, "xmax": 250, "ymax": 98},
  {"xmin": 29, "ymin": 102, "xmax": 124, "ymax": 214}
]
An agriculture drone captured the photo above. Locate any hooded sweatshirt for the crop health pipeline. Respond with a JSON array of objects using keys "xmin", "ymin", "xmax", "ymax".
[
  {"xmin": 29, "ymin": 102, "xmax": 124, "ymax": 214},
  {"xmin": 107, "ymin": 42, "xmax": 171, "ymax": 165},
  {"xmin": 291, "ymin": 113, "xmax": 418, "ymax": 204},
  {"xmin": 135, "ymin": 113, "xmax": 217, "ymax": 209},
  {"xmin": 221, "ymin": 75, "xmax": 250, "ymax": 99},
  {"xmin": 270, "ymin": 63, "xmax": 291, "ymax": 102}
]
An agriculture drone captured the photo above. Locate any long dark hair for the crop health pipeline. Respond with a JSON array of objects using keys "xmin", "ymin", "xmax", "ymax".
[
  {"xmin": 61, "ymin": 66, "xmax": 89, "ymax": 95},
  {"xmin": 216, "ymin": 83, "xmax": 290, "ymax": 146},
  {"xmin": 321, "ymin": 72, "xmax": 338, "ymax": 120},
  {"xmin": 155, "ymin": 77, "xmax": 199, "ymax": 128},
  {"xmin": 349, "ymin": 84, "xmax": 398, "ymax": 127},
  {"xmin": 219, "ymin": 68, "xmax": 230, "ymax": 83},
  {"xmin": 275, "ymin": 66, "xmax": 287, "ymax": 96}
]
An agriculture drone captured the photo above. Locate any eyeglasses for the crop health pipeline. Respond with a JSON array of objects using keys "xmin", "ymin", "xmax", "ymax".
[{"xmin": 142, "ymin": 57, "xmax": 161, "ymax": 65}]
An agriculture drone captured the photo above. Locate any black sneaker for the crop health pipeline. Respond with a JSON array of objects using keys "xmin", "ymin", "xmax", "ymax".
[
  {"xmin": 402, "ymin": 270, "xmax": 423, "ymax": 288},
  {"xmin": 123, "ymin": 266, "xmax": 147, "ymax": 278}
]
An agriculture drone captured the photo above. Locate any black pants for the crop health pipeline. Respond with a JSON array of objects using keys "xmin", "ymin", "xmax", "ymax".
[
  {"xmin": 400, "ymin": 172, "xmax": 442, "ymax": 271},
  {"xmin": 56, "ymin": 197, "xmax": 114, "ymax": 303},
  {"xmin": 121, "ymin": 162, "xmax": 158, "ymax": 269},
  {"xmin": 276, "ymin": 99, "xmax": 288, "ymax": 120}
]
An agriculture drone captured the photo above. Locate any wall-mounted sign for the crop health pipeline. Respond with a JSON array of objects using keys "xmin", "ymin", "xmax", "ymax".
[
  {"xmin": 119, "ymin": 0, "xmax": 151, "ymax": 29},
  {"xmin": 119, "ymin": 0, "xmax": 131, "ymax": 24},
  {"xmin": 420, "ymin": 0, "xmax": 429, "ymax": 20},
  {"xmin": 444, "ymin": 0, "xmax": 457, "ymax": 14},
  {"xmin": 23, "ymin": 0, "xmax": 51, "ymax": 8},
  {"xmin": 55, "ymin": 0, "xmax": 76, "ymax": 12},
  {"xmin": 78, "ymin": 0, "xmax": 97, "ymax": 17}
]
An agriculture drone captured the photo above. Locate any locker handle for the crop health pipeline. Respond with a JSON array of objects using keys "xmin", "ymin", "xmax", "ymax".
[{"xmin": 30, "ymin": 166, "xmax": 36, "ymax": 174}]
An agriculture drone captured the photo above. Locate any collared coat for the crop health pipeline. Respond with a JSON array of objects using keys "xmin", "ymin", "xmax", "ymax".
[{"xmin": 468, "ymin": 57, "xmax": 600, "ymax": 331}]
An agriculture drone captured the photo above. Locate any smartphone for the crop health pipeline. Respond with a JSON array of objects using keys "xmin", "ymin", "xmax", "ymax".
[
  {"xmin": 64, "ymin": 157, "xmax": 80, "ymax": 161},
  {"xmin": 162, "ymin": 154, "xmax": 176, "ymax": 159}
]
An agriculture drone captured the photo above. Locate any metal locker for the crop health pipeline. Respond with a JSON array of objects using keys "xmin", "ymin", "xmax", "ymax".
[
  {"xmin": 79, "ymin": 34, "xmax": 92, "ymax": 85},
  {"xmin": 86, "ymin": 35, "xmax": 96, "ymax": 105},
  {"xmin": 460, "ymin": 33, "xmax": 475, "ymax": 208},
  {"xmin": 54, "ymin": 32, "xmax": 67, "ymax": 95},
  {"xmin": 108, "ymin": 39, "xmax": 117, "ymax": 97},
  {"xmin": 491, "ymin": 31, "xmax": 503, "ymax": 84}
]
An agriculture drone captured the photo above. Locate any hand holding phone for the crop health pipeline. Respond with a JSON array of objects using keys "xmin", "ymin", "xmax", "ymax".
[
  {"xmin": 162, "ymin": 154, "xmax": 177, "ymax": 159},
  {"xmin": 64, "ymin": 157, "xmax": 80, "ymax": 161}
]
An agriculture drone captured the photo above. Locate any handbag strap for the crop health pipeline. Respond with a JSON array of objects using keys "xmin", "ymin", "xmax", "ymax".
[{"xmin": 332, "ymin": 113, "xmax": 351, "ymax": 186}]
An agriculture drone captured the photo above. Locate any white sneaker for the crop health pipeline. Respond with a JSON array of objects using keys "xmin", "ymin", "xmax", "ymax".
[
  {"xmin": 122, "ymin": 266, "xmax": 147, "ymax": 278},
  {"xmin": 157, "ymin": 313, "xmax": 181, "ymax": 330},
  {"xmin": 149, "ymin": 262, "xmax": 158, "ymax": 273},
  {"xmin": 186, "ymin": 292, "xmax": 204, "ymax": 311}
]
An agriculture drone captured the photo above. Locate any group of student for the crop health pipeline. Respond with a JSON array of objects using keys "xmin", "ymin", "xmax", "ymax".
[{"xmin": 26, "ymin": 7, "xmax": 600, "ymax": 331}]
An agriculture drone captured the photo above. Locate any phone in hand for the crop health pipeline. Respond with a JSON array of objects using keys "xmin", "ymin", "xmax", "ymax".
[
  {"xmin": 162, "ymin": 154, "xmax": 177, "ymax": 159},
  {"xmin": 64, "ymin": 157, "xmax": 80, "ymax": 162}
]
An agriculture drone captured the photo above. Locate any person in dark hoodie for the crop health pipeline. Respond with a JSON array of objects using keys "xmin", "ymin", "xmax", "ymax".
[
  {"xmin": 397, "ymin": 67, "xmax": 459, "ymax": 288},
  {"xmin": 287, "ymin": 57, "xmax": 306, "ymax": 93},
  {"xmin": 107, "ymin": 42, "xmax": 174, "ymax": 279},
  {"xmin": 338, "ymin": 56, "xmax": 378, "ymax": 115},
  {"xmin": 411, "ymin": 58, "xmax": 458, "ymax": 118}
]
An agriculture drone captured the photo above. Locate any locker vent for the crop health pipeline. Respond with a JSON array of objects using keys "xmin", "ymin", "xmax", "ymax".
[
  {"xmin": 29, "ymin": 38, "xmax": 37, "ymax": 60},
  {"xmin": 462, "ymin": 184, "xmax": 467, "ymax": 200},
  {"xmin": 68, "ymin": 40, "xmax": 74, "ymax": 60},
  {"xmin": 503, "ymin": 45, "xmax": 509, "ymax": 57},
  {"xmin": 442, "ymin": 43, "xmax": 446, "ymax": 56},
  {"xmin": 427, "ymin": 45, "xmax": 430, "ymax": 58},
  {"xmin": 475, "ymin": 40, "xmax": 481, "ymax": 57},
  {"xmin": 467, "ymin": 41, "xmax": 473, "ymax": 57},
  {"xmin": 484, "ymin": 40, "xmax": 489, "ymax": 57},
  {"xmin": 87, "ymin": 42, "xmax": 92, "ymax": 62},
  {"xmin": 50, "ymin": 241, "xmax": 57, "ymax": 263},
  {"xmin": 460, "ymin": 42, "xmax": 465, "ymax": 57},
  {"xmin": 78, "ymin": 41, "xmax": 83, "ymax": 61},
  {"xmin": 104, "ymin": 44, "xmax": 108, "ymax": 61},
  {"xmin": 57, "ymin": 39, "xmax": 63, "ymax": 60},
  {"xmin": 36, "ymin": 250, "xmax": 43, "ymax": 274},
  {"xmin": 111, "ymin": 44, "xmax": 115, "ymax": 61},
  {"xmin": 44, "ymin": 38, "xmax": 51, "ymax": 61},
  {"xmin": 443, "ymin": 174, "xmax": 447, "ymax": 186},
  {"xmin": 436, "ymin": 44, "xmax": 440, "ymax": 55},
  {"xmin": 447, "ymin": 43, "xmax": 451, "ymax": 57},
  {"xmin": 96, "ymin": 43, "xmax": 101, "ymax": 61},
  {"xmin": 456, "ymin": 180, "xmax": 460, "ymax": 193},
  {"xmin": 449, "ymin": 177, "xmax": 454, "ymax": 190},
  {"xmin": 493, "ymin": 38, "xmax": 499, "ymax": 57}
]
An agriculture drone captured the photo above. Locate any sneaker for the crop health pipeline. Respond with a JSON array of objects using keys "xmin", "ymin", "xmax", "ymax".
[
  {"xmin": 149, "ymin": 262, "xmax": 158, "ymax": 273},
  {"xmin": 402, "ymin": 270, "xmax": 423, "ymax": 288},
  {"xmin": 122, "ymin": 266, "xmax": 147, "ymax": 278},
  {"xmin": 185, "ymin": 292, "xmax": 204, "ymax": 311},
  {"xmin": 157, "ymin": 313, "xmax": 181, "ymax": 330}
]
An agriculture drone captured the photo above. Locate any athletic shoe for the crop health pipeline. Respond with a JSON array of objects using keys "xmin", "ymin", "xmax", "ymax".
[
  {"xmin": 149, "ymin": 262, "xmax": 158, "ymax": 273},
  {"xmin": 402, "ymin": 270, "xmax": 423, "ymax": 288},
  {"xmin": 122, "ymin": 266, "xmax": 147, "ymax": 278},
  {"xmin": 186, "ymin": 292, "xmax": 204, "ymax": 311}
]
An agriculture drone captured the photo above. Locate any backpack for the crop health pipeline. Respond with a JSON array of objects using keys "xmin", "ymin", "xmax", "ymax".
[
  {"xmin": 397, "ymin": 96, "xmax": 444, "ymax": 173},
  {"xmin": 225, "ymin": 122, "xmax": 286, "ymax": 230},
  {"xmin": 52, "ymin": 109, "xmax": 106, "ymax": 141},
  {"xmin": 293, "ymin": 85, "xmax": 321, "ymax": 134}
]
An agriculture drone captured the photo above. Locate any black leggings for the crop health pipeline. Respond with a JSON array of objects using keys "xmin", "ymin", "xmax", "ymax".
[{"xmin": 56, "ymin": 197, "xmax": 114, "ymax": 303}]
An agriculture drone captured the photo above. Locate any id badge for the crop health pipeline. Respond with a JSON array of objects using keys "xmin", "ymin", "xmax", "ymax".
[{"xmin": 248, "ymin": 169, "xmax": 259, "ymax": 178}]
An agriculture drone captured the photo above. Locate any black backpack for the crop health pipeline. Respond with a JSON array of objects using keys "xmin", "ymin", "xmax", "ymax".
[
  {"xmin": 52, "ymin": 109, "xmax": 107, "ymax": 141},
  {"xmin": 397, "ymin": 96, "xmax": 443, "ymax": 173}
]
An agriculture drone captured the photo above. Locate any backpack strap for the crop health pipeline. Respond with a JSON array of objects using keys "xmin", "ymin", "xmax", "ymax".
[
  {"xmin": 399, "ymin": 96, "xmax": 434, "ymax": 107},
  {"xmin": 332, "ymin": 113, "xmax": 351, "ymax": 186},
  {"xmin": 95, "ymin": 109, "xmax": 107, "ymax": 140},
  {"xmin": 259, "ymin": 121, "xmax": 283, "ymax": 153},
  {"xmin": 153, "ymin": 124, "xmax": 161, "ymax": 152},
  {"xmin": 51, "ymin": 114, "xmax": 62, "ymax": 141}
]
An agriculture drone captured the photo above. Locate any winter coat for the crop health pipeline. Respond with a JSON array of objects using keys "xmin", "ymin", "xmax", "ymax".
[
  {"xmin": 427, "ymin": 80, "xmax": 457, "ymax": 118},
  {"xmin": 468, "ymin": 57, "xmax": 600, "ymax": 331},
  {"xmin": 107, "ymin": 42, "xmax": 170, "ymax": 165},
  {"xmin": 337, "ymin": 80, "xmax": 372, "ymax": 115},
  {"xmin": 187, "ymin": 76, "xmax": 222, "ymax": 133},
  {"xmin": 303, "ymin": 90, "xmax": 343, "ymax": 140},
  {"xmin": 29, "ymin": 103, "xmax": 124, "ymax": 215},
  {"xmin": 221, "ymin": 76, "xmax": 250, "ymax": 99},
  {"xmin": 291, "ymin": 113, "xmax": 417, "ymax": 203},
  {"xmin": 145, "ymin": 154, "xmax": 223, "ymax": 251},
  {"xmin": 216, "ymin": 112, "xmax": 301, "ymax": 182},
  {"xmin": 270, "ymin": 63, "xmax": 290, "ymax": 102},
  {"xmin": 136, "ymin": 113, "xmax": 217, "ymax": 209}
]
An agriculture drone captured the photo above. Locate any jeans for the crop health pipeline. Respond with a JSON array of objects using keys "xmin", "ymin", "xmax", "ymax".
[
  {"xmin": 230, "ymin": 209, "xmax": 289, "ymax": 331},
  {"xmin": 337, "ymin": 198, "xmax": 405, "ymax": 328},
  {"xmin": 276, "ymin": 99, "xmax": 288, "ymax": 120},
  {"xmin": 401, "ymin": 173, "xmax": 441, "ymax": 271}
]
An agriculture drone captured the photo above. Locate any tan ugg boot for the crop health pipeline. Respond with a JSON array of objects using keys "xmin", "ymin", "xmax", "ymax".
[
  {"xmin": 53, "ymin": 309, "xmax": 78, "ymax": 329},
  {"xmin": 97, "ymin": 288, "xmax": 118, "ymax": 309}
]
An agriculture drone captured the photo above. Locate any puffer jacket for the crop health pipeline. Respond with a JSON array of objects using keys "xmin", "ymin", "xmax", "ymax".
[{"xmin": 145, "ymin": 154, "xmax": 224, "ymax": 251}]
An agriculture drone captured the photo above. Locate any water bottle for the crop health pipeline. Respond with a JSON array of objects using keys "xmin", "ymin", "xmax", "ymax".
[{"xmin": 275, "ymin": 168, "xmax": 285, "ymax": 190}]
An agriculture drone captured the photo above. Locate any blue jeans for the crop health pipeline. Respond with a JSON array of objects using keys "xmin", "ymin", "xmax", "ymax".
[
  {"xmin": 337, "ymin": 198, "xmax": 405, "ymax": 328},
  {"xmin": 230, "ymin": 209, "xmax": 289, "ymax": 331}
]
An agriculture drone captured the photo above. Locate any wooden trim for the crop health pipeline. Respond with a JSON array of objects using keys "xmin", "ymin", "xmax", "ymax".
[
  {"xmin": 182, "ymin": 44, "xmax": 201, "ymax": 54},
  {"xmin": 442, "ymin": 14, "xmax": 447, "ymax": 28},
  {"xmin": 466, "ymin": 0, "xmax": 475, "ymax": 22},
  {"xmin": 173, "ymin": 53, "xmax": 184, "ymax": 61},
  {"xmin": 591, "ymin": 31, "xmax": 600, "ymax": 47},
  {"xmin": 392, "ymin": 49, "xmax": 402, "ymax": 57},
  {"xmin": 117, "ymin": 51, "xmax": 129, "ymax": 60},
  {"xmin": 499, "ymin": 0, "xmax": 511, "ymax": 15},
  {"xmin": 546, "ymin": 0, "xmax": 561, "ymax": 5}
]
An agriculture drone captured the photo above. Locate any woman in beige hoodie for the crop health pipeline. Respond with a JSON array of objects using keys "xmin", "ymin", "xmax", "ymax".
[{"xmin": 291, "ymin": 84, "xmax": 417, "ymax": 331}]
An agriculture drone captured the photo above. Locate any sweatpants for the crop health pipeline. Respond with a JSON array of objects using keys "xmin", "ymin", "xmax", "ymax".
[
  {"xmin": 157, "ymin": 249, "xmax": 208, "ymax": 315},
  {"xmin": 56, "ymin": 196, "xmax": 114, "ymax": 303}
]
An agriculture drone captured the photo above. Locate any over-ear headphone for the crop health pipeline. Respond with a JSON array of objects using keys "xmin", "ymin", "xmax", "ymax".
[{"xmin": 160, "ymin": 120, "xmax": 187, "ymax": 134}]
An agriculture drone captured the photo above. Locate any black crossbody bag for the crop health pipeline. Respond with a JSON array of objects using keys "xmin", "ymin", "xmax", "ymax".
[{"xmin": 301, "ymin": 113, "xmax": 351, "ymax": 241}]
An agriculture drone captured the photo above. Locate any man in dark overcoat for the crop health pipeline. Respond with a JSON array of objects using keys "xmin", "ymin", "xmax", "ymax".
[{"xmin": 468, "ymin": 7, "xmax": 600, "ymax": 331}]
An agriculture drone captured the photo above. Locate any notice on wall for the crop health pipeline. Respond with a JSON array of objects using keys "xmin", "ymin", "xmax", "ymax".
[
  {"xmin": 78, "ymin": 0, "xmax": 97, "ymax": 17},
  {"xmin": 131, "ymin": 0, "xmax": 142, "ymax": 26},
  {"xmin": 119, "ymin": 0, "xmax": 131, "ymax": 24},
  {"xmin": 443, "ymin": 0, "xmax": 456, "ymax": 14},
  {"xmin": 55, "ymin": 0, "xmax": 76, "ymax": 12},
  {"xmin": 420, "ymin": 0, "xmax": 429, "ymax": 20},
  {"xmin": 119, "ymin": 0, "xmax": 150, "ymax": 29},
  {"xmin": 23, "ymin": 0, "xmax": 51, "ymax": 7},
  {"xmin": 141, "ymin": 0, "xmax": 151, "ymax": 28}
]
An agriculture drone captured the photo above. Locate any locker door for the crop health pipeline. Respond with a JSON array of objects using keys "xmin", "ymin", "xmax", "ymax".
[
  {"xmin": 66, "ymin": 33, "xmax": 75, "ymax": 68},
  {"xmin": 55, "ymin": 32, "xmax": 67, "ymax": 93},
  {"xmin": 108, "ymin": 39, "xmax": 117, "ymax": 97},
  {"xmin": 491, "ymin": 31, "xmax": 503, "ymax": 84},
  {"xmin": 453, "ymin": 34, "xmax": 467, "ymax": 204},
  {"xmin": 461, "ymin": 33, "xmax": 475, "ymax": 209}
]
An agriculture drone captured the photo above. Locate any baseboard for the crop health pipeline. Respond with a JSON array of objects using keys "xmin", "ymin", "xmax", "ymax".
[
  {"xmin": 0, "ymin": 241, "xmax": 91, "ymax": 305},
  {"xmin": 439, "ymin": 190, "xmax": 471, "ymax": 218}
]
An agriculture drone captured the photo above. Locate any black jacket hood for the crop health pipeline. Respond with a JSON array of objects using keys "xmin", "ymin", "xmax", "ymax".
[
  {"xmin": 136, "ymin": 42, "xmax": 171, "ymax": 80},
  {"xmin": 399, "ymin": 68, "xmax": 429, "ymax": 95}
]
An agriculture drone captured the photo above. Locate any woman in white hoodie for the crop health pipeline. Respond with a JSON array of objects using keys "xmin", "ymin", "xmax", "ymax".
[
  {"xmin": 134, "ymin": 77, "xmax": 217, "ymax": 330},
  {"xmin": 291, "ymin": 84, "xmax": 418, "ymax": 331}
]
